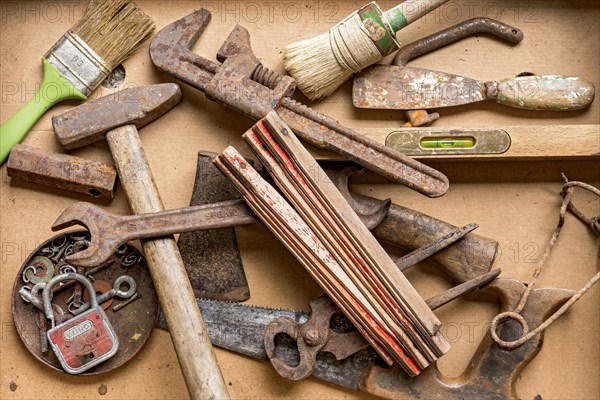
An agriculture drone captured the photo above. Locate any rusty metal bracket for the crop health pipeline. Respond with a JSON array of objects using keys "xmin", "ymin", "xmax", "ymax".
[
  {"xmin": 7, "ymin": 144, "xmax": 118, "ymax": 200},
  {"xmin": 150, "ymin": 9, "xmax": 449, "ymax": 198}
]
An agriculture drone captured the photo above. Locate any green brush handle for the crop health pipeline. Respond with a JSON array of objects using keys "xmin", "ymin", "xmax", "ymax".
[
  {"xmin": 384, "ymin": 0, "xmax": 450, "ymax": 32},
  {"xmin": 360, "ymin": 0, "xmax": 450, "ymax": 57},
  {"xmin": 0, "ymin": 59, "xmax": 86, "ymax": 164}
]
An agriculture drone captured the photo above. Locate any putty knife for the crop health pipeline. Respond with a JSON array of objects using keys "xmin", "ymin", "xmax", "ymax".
[
  {"xmin": 353, "ymin": 67, "xmax": 595, "ymax": 111},
  {"xmin": 353, "ymin": 18, "xmax": 595, "ymax": 112}
]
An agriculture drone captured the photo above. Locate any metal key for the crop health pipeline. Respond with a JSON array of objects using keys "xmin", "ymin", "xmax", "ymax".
[
  {"xmin": 52, "ymin": 199, "xmax": 258, "ymax": 267},
  {"xmin": 112, "ymin": 292, "xmax": 141, "ymax": 312},
  {"xmin": 70, "ymin": 276, "xmax": 137, "ymax": 315}
]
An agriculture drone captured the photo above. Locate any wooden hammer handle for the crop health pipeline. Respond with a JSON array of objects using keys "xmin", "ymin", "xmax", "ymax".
[{"xmin": 106, "ymin": 125, "xmax": 230, "ymax": 400}]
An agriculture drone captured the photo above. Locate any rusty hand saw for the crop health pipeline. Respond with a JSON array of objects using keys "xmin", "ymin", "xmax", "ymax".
[{"xmin": 156, "ymin": 279, "xmax": 573, "ymax": 399}]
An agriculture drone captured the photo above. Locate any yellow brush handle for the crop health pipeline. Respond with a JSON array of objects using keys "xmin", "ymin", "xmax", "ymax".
[
  {"xmin": 494, "ymin": 75, "xmax": 596, "ymax": 111},
  {"xmin": 0, "ymin": 59, "xmax": 86, "ymax": 164}
]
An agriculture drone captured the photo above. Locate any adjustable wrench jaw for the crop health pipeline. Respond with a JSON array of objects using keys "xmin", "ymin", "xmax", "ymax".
[
  {"xmin": 150, "ymin": 10, "xmax": 450, "ymax": 197},
  {"xmin": 208, "ymin": 24, "xmax": 297, "ymax": 120},
  {"xmin": 150, "ymin": 9, "xmax": 219, "ymax": 91},
  {"xmin": 151, "ymin": 9, "xmax": 296, "ymax": 121},
  {"xmin": 216, "ymin": 24, "xmax": 259, "ymax": 66}
]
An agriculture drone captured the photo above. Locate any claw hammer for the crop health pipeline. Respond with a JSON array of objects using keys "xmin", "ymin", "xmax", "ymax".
[{"xmin": 52, "ymin": 84, "xmax": 230, "ymax": 400}]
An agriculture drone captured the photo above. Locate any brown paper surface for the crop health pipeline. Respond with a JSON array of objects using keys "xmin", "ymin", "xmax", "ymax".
[{"xmin": 1, "ymin": 1, "xmax": 598, "ymax": 399}]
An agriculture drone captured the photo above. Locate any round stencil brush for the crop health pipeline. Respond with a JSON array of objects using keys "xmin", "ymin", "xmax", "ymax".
[
  {"xmin": 0, "ymin": 0, "xmax": 155, "ymax": 164},
  {"xmin": 284, "ymin": 0, "xmax": 448, "ymax": 101}
]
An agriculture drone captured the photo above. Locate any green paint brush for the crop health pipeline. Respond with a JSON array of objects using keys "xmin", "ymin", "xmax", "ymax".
[
  {"xmin": 0, "ymin": 0, "xmax": 155, "ymax": 164},
  {"xmin": 284, "ymin": 0, "xmax": 449, "ymax": 101}
]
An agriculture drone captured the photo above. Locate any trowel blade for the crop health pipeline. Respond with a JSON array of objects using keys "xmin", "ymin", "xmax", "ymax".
[{"xmin": 353, "ymin": 65, "xmax": 485, "ymax": 110}]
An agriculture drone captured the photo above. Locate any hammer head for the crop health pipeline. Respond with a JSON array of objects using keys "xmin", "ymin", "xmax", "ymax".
[{"xmin": 53, "ymin": 83, "xmax": 182, "ymax": 150}]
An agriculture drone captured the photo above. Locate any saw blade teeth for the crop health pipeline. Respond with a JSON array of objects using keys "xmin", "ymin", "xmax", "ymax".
[
  {"xmin": 197, "ymin": 298, "xmax": 305, "ymax": 314},
  {"xmin": 270, "ymin": 306, "xmax": 304, "ymax": 313},
  {"xmin": 198, "ymin": 298, "xmax": 240, "ymax": 305},
  {"xmin": 248, "ymin": 303, "xmax": 305, "ymax": 313}
]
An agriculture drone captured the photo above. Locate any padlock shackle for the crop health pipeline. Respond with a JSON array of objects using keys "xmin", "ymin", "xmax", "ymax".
[{"xmin": 43, "ymin": 273, "xmax": 98, "ymax": 326}]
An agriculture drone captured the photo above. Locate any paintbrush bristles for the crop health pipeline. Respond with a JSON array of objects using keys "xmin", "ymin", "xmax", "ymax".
[
  {"xmin": 284, "ymin": 33, "xmax": 354, "ymax": 101},
  {"xmin": 73, "ymin": 0, "xmax": 155, "ymax": 69},
  {"xmin": 284, "ymin": 13, "xmax": 383, "ymax": 101}
]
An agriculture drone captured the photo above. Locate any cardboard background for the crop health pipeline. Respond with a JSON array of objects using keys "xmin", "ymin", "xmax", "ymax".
[{"xmin": 1, "ymin": 1, "xmax": 598, "ymax": 399}]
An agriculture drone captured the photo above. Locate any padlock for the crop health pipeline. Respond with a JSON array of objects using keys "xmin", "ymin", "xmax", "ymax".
[{"xmin": 43, "ymin": 273, "xmax": 119, "ymax": 374}]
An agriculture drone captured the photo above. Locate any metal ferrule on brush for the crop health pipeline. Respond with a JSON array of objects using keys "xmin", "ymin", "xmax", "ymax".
[
  {"xmin": 356, "ymin": 2, "xmax": 401, "ymax": 56},
  {"xmin": 45, "ymin": 31, "xmax": 111, "ymax": 97},
  {"xmin": 329, "ymin": 3, "xmax": 401, "ymax": 73}
]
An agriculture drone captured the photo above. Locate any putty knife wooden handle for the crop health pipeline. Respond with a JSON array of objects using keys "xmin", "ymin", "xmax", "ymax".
[
  {"xmin": 354, "ymin": 66, "xmax": 596, "ymax": 111},
  {"xmin": 487, "ymin": 75, "xmax": 595, "ymax": 110}
]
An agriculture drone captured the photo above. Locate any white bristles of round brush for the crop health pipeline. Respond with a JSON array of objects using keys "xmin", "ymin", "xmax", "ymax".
[
  {"xmin": 284, "ymin": 33, "xmax": 351, "ymax": 101},
  {"xmin": 284, "ymin": 13, "xmax": 382, "ymax": 101}
]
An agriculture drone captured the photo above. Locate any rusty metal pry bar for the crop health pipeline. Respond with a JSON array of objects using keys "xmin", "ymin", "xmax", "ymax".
[{"xmin": 149, "ymin": 9, "xmax": 449, "ymax": 198}]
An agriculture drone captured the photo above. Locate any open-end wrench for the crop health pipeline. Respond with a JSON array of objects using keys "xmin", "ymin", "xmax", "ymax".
[
  {"xmin": 52, "ymin": 84, "xmax": 230, "ymax": 398},
  {"xmin": 150, "ymin": 9, "xmax": 449, "ymax": 198},
  {"xmin": 52, "ymin": 164, "xmax": 498, "ymax": 275},
  {"xmin": 52, "ymin": 200, "xmax": 257, "ymax": 268}
]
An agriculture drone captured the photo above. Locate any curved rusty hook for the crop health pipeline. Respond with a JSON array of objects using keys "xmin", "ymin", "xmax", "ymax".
[{"xmin": 393, "ymin": 17, "xmax": 524, "ymax": 67}]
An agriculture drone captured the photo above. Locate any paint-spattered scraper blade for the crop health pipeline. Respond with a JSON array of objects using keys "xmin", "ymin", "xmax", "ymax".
[{"xmin": 353, "ymin": 65, "xmax": 485, "ymax": 110}]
